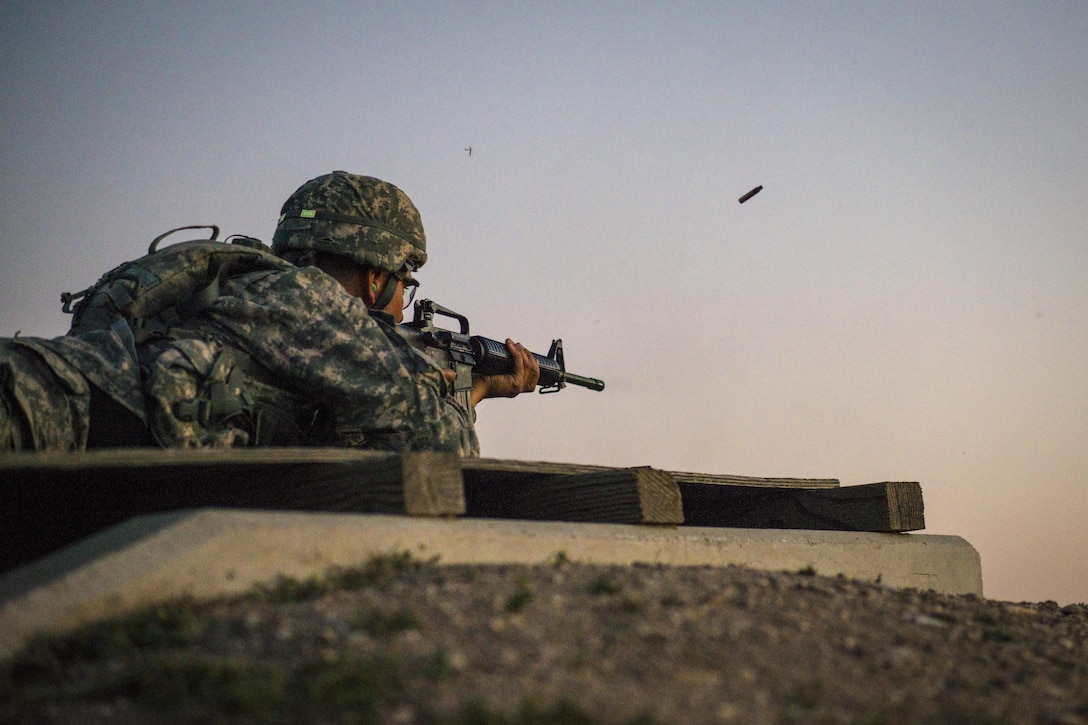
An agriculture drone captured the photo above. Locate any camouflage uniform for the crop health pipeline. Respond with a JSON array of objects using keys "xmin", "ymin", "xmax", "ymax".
[{"xmin": 142, "ymin": 264, "xmax": 479, "ymax": 454}]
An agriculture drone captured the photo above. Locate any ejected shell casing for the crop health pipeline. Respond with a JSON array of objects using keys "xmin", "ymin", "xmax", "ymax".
[{"xmin": 738, "ymin": 185, "xmax": 763, "ymax": 204}]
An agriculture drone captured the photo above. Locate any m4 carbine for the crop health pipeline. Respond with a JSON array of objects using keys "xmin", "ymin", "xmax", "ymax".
[{"xmin": 399, "ymin": 299, "xmax": 604, "ymax": 408}]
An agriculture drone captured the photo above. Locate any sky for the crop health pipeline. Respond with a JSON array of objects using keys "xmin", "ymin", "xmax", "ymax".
[{"xmin": 1, "ymin": 1, "xmax": 1085, "ymax": 605}]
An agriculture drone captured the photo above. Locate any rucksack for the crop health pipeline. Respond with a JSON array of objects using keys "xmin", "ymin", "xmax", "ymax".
[{"xmin": 61, "ymin": 225, "xmax": 295, "ymax": 344}]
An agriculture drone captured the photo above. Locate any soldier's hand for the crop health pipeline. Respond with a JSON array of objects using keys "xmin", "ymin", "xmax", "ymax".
[{"xmin": 469, "ymin": 339, "xmax": 540, "ymax": 406}]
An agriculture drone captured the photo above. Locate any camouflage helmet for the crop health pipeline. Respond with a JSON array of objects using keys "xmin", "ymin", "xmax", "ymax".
[{"xmin": 271, "ymin": 171, "xmax": 427, "ymax": 274}]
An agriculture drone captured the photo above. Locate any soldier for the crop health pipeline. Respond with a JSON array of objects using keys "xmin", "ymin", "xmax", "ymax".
[{"xmin": 1, "ymin": 171, "xmax": 539, "ymax": 455}]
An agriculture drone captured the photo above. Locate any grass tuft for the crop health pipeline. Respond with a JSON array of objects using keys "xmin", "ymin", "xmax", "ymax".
[
  {"xmin": 254, "ymin": 574, "xmax": 330, "ymax": 603},
  {"xmin": 452, "ymin": 696, "xmax": 638, "ymax": 724},
  {"xmin": 77, "ymin": 653, "xmax": 403, "ymax": 722},
  {"xmin": 350, "ymin": 605, "xmax": 422, "ymax": 637},
  {"xmin": 588, "ymin": 574, "xmax": 621, "ymax": 596},
  {"xmin": 293, "ymin": 654, "xmax": 401, "ymax": 718},
  {"xmin": 17, "ymin": 598, "xmax": 203, "ymax": 667},
  {"xmin": 327, "ymin": 550, "xmax": 427, "ymax": 590},
  {"xmin": 249, "ymin": 551, "xmax": 430, "ymax": 603},
  {"xmin": 97, "ymin": 656, "xmax": 288, "ymax": 718},
  {"xmin": 505, "ymin": 578, "xmax": 534, "ymax": 613}
]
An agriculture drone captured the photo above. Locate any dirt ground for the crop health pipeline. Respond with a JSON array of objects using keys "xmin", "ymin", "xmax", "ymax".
[{"xmin": 3, "ymin": 557, "xmax": 1087, "ymax": 724}]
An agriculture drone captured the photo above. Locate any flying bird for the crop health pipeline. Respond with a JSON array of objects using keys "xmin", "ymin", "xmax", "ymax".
[
  {"xmin": 738, "ymin": 185, "xmax": 763, "ymax": 204},
  {"xmin": 464, "ymin": 146, "xmax": 472, "ymax": 157}
]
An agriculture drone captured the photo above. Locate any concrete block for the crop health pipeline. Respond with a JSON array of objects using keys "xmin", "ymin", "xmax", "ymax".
[{"xmin": 0, "ymin": 508, "xmax": 983, "ymax": 660}]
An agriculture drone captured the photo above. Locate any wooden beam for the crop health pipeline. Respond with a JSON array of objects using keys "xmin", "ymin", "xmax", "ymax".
[
  {"xmin": 670, "ymin": 471, "xmax": 839, "ymax": 489},
  {"xmin": 462, "ymin": 466, "xmax": 683, "ymax": 525},
  {"xmin": 400, "ymin": 452, "xmax": 465, "ymax": 516},
  {"xmin": 680, "ymin": 481, "xmax": 925, "ymax": 533},
  {"xmin": 0, "ymin": 448, "xmax": 464, "ymax": 573},
  {"xmin": 0, "ymin": 448, "xmax": 464, "ymax": 515},
  {"xmin": 463, "ymin": 458, "xmax": 839, "ymax": 489}
]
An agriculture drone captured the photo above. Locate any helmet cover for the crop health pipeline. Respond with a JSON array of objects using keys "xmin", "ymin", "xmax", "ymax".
[{"xmin": 272, "ymin": 171, "xmax": 427, "ymax": 273}]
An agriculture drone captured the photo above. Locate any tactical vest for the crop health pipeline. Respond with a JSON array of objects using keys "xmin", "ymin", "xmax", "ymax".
[{"xmin": 60, "ymin": 226, "xmax": 320, "ymax": 447}]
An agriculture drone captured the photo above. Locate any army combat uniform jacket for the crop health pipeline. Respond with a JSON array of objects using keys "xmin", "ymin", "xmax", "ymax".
[
  {"xmin": 1, "ymin": 266, "xmax": 479, "ymax": 456},
  {"xmin": 142, "ymin": 264, "xmax": 479, "ymax": 455}
]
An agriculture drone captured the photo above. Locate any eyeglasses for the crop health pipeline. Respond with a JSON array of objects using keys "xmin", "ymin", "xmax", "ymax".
[{"xmin": 400, "ymin": 276, "xmax": 420, "ymax": 309}]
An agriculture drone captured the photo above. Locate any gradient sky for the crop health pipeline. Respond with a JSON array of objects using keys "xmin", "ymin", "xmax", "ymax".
[{"xmin": 1, "ymin": 2, "xmax": 1085, "ymax": 604}]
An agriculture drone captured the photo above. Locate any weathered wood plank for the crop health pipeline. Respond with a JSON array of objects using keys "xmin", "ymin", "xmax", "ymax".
[
  {"xmin": 400, "ymin": 452, "xmax": 465, "ymax": 516},
  {"xmin": 463, "ymin": 458, "xmax": 839, "ymax": 489},
  {"xmin": 0, "ymin": 448, "xmax": 463, "ymax": 514},
  {"xmin": 883, "ymin": 481, "xmax": 926, "ymax": 532},
  {"xmin": 680, "ymin": 481, "xmax": 924, "ymax": 532},
  {"xmin": 462, "ymin": 467, "xmax": 683, "ymax": 524},
  {"xmin": 670, "ymin": 472, "xmax": 839, "ymax": 489},
  {"xmin": 0, "ymin": 448, "xmax": 464, "ymax": 573},
  {"xmin": 1, "ymin": 447, "xmax": 423, "ymax": 470}
]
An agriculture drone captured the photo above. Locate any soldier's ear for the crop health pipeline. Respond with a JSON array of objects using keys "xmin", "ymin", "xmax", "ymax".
[{"xmin": 361, "ymin": 268, "xmax": 387, "ymax": 307}]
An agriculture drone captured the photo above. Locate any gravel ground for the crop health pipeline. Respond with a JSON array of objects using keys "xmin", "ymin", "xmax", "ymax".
[{"xmin": 3, "ymin": 555, "xmax": 1087, "ymax": 724}]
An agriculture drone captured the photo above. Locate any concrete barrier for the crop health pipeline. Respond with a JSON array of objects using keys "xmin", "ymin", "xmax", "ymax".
[{"xmin": 0, "ymin": 508, "xmax": 983, "ymax": 660}]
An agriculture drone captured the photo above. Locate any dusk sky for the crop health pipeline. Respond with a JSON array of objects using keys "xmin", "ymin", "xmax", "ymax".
[{"xmin": 1, "ymin": 2, "xmax": 1085, "ymax": 604}]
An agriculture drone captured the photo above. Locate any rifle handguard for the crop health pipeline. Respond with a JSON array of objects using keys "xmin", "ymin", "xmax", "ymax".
[
  {"xmin": 470, "ymin": 336, "xmax": 605, "ymax": 392},
  {"xmin": 401, "ymin": 299, "xmax": 605, "ymax": 394}
]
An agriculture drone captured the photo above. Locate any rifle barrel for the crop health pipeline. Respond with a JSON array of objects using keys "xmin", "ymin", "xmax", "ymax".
[{"xmin": 561, "ymin": 371, "xmax": 606, "ymax": 391}]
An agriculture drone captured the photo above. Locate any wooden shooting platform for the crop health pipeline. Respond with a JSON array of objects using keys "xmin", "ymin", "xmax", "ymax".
[
  {"xmin": 2, "ymin": 449, "xmax": 979, "ymax": 661},
  {"xmin": 0, "ymin": 448, "xmax": 924, "ymax": 574}
]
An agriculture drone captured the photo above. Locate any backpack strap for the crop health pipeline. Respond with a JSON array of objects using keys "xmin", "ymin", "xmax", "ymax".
[{"xmin": 131, "ymin": 245, "xmax": 272, "ymax": 344}]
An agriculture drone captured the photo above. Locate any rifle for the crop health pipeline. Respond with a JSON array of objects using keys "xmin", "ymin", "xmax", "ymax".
[{"xmin": 399, "ymin": 299, "xmax": 605, "ymax": 409}]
